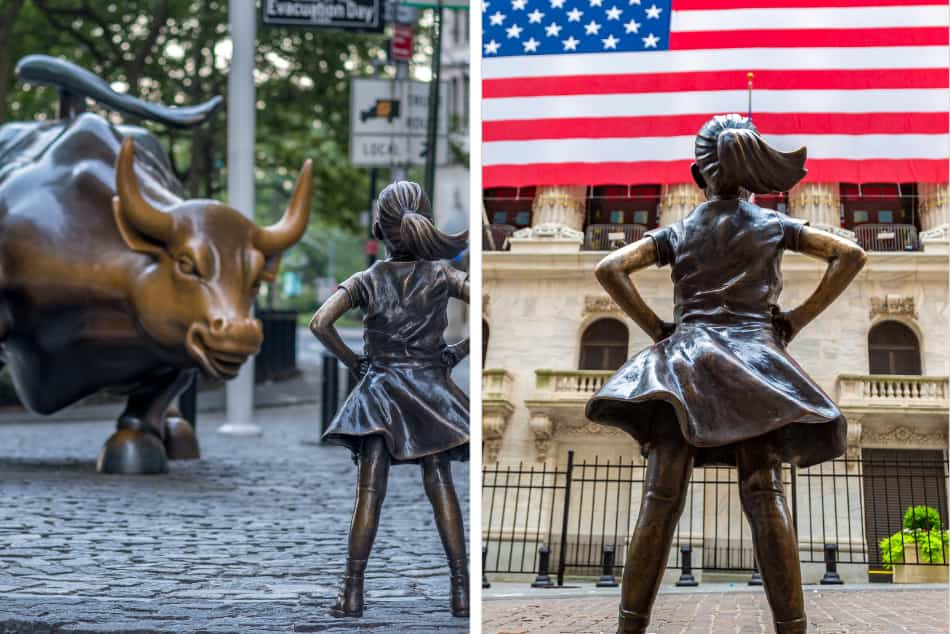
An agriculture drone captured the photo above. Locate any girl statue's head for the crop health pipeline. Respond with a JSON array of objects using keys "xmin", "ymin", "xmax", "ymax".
[
  {"xmin": 691, "ymin": 114, "xmax": 807, "ymax": 199},
  {"xmin": 372, "ymin": 181, "xmax": 468, "ymax": 261}
]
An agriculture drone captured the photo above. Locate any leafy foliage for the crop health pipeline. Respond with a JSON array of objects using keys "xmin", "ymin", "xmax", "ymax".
[{"xmin": 879, "ymin": 505, "xmax": 950, "ymax": 569}]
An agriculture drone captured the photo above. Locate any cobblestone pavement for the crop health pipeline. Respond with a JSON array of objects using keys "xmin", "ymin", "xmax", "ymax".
[
  {"xmin": 482, "ymin": 586, "xmax": 948, "ymax": 633},
  {"xmin": 0, "ymin": 404, "xmax": 470, "ymax": 632}
]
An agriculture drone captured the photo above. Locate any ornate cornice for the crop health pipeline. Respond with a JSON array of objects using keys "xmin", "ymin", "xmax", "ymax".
[
  {"xmin": 583, "ymin": 295, "xmax": 621, "ymax": 316},
  {"xmin": 861, "ymin": 424, "xmax": 947, "ymax": 448}
]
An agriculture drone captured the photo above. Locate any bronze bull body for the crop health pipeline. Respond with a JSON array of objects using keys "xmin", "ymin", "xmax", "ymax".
[{"xmin": 0, "ymin": 56, "xmax": 312, "ymax": 474}]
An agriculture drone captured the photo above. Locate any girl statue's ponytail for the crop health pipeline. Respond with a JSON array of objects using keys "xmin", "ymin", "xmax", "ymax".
[
  {"xmin": 694, "ymin": 114, "xmax": 807, "ymax": 196},
  {"xmin": 375, "ymin": 181, "xmax": 468, "ymax": 260}
]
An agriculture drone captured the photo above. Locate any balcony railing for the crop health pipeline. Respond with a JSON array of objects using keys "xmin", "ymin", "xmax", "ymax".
[
  {"xmin": 536, "ymin": 369, "xmax": 614, "ymax": 399},
  {"xmin": 483, "ymin": 368, "xmax": 515, "ymax": 402},
  {"xmin": 853, "ymin": 223, "xmax": 921, "ymax": 252},
  {"xmin": 485, "ymin": 224, "xmax": 516, "ymax": 251},
  {"xmin": 837, "ymin": 374, "xmax": 949, "ymax": 410},
  {"xmin": 583, "ymin": 224, "xmax": 647, "ymax": 251}
]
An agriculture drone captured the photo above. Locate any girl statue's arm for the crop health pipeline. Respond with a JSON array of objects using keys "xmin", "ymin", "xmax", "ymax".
[
  {"xmin": 309, "ymin": 289, "xmax": 364, "ymax": 374},
  {"xmin": 594, "ymin": 238, "xmax": 673, "ymax": 343},
  {"xmin": 444, "ymin": 279, "xmax": 470, "ymax": 366},
  {"xmin": 775, "ymin": 226, "xmax": 867, "ymax": 343}
]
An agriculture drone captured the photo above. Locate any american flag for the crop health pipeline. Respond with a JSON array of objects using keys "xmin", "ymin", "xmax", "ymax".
[{"xmin": 482, "ymin": 0, "xmax": 949, "ymax": 187}]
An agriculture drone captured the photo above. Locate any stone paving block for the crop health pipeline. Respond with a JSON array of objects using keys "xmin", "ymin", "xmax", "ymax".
[{"xmin": 0, "ymin": 404, "xmax": 470, "ymax": 632}]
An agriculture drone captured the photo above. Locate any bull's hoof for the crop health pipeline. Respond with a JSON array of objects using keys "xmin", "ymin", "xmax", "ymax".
[
  {"xmin": 96, "ymin": 429, "xmax": 168, "ymax": 474},
  {"xmin": 164, "ymin": 410, "xmax": 200, "ymax": 460}
]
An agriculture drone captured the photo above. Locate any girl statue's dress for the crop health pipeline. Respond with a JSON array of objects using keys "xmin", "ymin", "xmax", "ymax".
[
  {"xmin": 586, "ymin": 198, "xmax": 845, "ymax": 468},
  {"xmin": 323, "ymin": 258, "xmax": 469, "ymax": 464}
]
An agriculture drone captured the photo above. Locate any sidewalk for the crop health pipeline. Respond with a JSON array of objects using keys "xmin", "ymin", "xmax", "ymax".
[
  {"xmin": 0, "ymin": 404, "xmax": 470, "ymax": 632},
  {"xmin": 482, "ymin": 582, "xmax": 949, "ymax": 633}
]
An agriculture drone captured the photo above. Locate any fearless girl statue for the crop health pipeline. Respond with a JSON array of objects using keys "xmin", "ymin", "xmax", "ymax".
[
  {"xmin": 586, "ymin": 114, "xmax": 867, "ymax": 634},
  {"xmin": 310, "ymin": 181, "xmax": 470, "ymax": 618}
]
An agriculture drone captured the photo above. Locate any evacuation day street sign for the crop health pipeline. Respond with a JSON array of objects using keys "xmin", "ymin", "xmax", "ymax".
[{"xmin": 262, "ymin": 0, "xmax": 385, "ymax": 33}]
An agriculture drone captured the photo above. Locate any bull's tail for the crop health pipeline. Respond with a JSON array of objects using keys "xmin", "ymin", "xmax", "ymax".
[{"xmin": 15, "ymin": 55, "xmax": 222, "ymax": 130}]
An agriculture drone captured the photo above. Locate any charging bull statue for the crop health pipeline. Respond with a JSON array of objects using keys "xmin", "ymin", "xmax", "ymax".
[{"xmin": 0, "ymin": 56, "xmax": 312, "ymax": 474}]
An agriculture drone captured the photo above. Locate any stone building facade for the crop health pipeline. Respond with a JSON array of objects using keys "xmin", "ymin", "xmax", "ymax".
[{"xmin": 482, "ymin": 182, "xmax": 949, "ymax": 583}]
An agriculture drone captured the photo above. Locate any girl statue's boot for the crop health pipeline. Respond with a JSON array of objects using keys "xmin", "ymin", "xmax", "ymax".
[
  {"xmin": 449, "ymin": 558, "xmax": 470, "ymax": 617},
  {"xmin": 329, "ymin": 558, "xmax": 367, "ymax": 617},
  {"xmin": 775, "ymin": 617, "xmax": 808, "ymax": 634},
  {"xmin": 617, "ymin": 608, "xmax": 649, "ymax": 634}
]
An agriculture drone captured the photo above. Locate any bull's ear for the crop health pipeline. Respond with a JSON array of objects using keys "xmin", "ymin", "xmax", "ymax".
[
  {"xmin": 112, "ymin": 196, "xmax": 164, "ymax": 256},
  {"xmin": 259, "ymin": 255, "xmax": 282, "ymax": 284}
]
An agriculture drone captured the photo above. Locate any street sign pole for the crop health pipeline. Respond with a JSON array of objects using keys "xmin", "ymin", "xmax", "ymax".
[
  {"xmin": 423, "ymin": 0, "xmax": 443, "ymax": 205},
  {"xmin": 220, "ymin": 0, "xmax": 261, "ymax": 437}
]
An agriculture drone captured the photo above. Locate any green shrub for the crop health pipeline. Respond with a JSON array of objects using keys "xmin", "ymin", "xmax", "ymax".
[
  {"xmin": 904, "ymin": 505, "xmax": 942, "ymax": 531},
  {"xmin": 879, "ymin": 505, "xmax": 950, "ymax": 569}
]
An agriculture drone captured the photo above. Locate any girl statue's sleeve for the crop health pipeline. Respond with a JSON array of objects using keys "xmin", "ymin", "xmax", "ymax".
[
  {"xmin": 338, "ymin": 271, "xmax": 369, "ymax": 308},
  {"xmin": 644, "ymin": 225, "xmax": 675, "ymax": 267},
  {"xmin": 443, "ymin": 262, "xmax": 469, "ymax": 298},
  {"xmin": 779, "ymin": 215, "xmax": 810, "ymax": 252}
]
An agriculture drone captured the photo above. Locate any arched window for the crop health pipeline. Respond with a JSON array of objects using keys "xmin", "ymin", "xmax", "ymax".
[
  {"xmin": 579, "ymin": 319, "xmax": 629, "ymax": 370},
  {"xmin": 868, "ymin": 321, "xmax": 921, "ymax": 375}
]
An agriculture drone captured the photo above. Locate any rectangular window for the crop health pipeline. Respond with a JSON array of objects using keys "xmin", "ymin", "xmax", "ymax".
[
  {"xmin": 878, "ymin": 210, "xmax": 894, "ymax": 223},
  {"xmin": 854, "ymin": 210, "xmax": 869, "ymax": 223},
  {"xmin": 609, "ymin": 210, "xmax": 624, "ymax": 224}
]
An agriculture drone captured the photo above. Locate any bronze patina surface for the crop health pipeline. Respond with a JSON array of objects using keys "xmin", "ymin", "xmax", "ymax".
[
  {"xmin": 0, "ymin": 56, "xmax": 311, "ymax": 475},
  {"xmin": 587, "ymin": 114, "xmax": 867, "ymax": 634},
  {"xmin": 310, "ymin": 181, "xmax": 470, "ymax": 619}
]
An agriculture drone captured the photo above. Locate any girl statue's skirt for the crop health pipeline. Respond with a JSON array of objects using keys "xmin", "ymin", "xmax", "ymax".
[
  {"xmin": 586, "ymin": 322, "xmax": 846, "ymax": 468},
  {"xmin": 323, "ymin": 358, "xmax": 469, "ymax": 464}
]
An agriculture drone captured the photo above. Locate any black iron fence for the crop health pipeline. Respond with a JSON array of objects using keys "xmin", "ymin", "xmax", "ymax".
[{"xmin": 483, "ymin": 450, "xmax": 949, "ymax": 583}]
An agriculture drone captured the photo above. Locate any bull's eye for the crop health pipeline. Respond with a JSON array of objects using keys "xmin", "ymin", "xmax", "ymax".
[{"xmin": 176, "ymin": 255, "xmax": 198, "ymax": 277}]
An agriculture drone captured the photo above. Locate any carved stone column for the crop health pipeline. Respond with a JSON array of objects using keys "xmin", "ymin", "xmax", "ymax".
[
  {"xmin": 483, "ymin": 413, "xmax": 509, "ymax": 465},
  {"xmin": 510, "ymin": 186, "xmax": 586, "ymax": 250},
  {"xmin": 789, "ymin": 183, "xmax": 854, "ymax": 239},
  {"xmin": 918, "ymin": 183, "xmax": 949, "ymax": 242},
  {"xmin": 659, "ymin": 184, "xmax": 704, "ymax": 226}
]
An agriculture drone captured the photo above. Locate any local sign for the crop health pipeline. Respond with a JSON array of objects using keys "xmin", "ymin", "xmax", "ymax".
[
  {"xmin": 350, "ymin": 78, "xmax": 449, "ymax": 167},
  {"xmin": 391, "ymin": 24, "xmax": 414, "ymax": 61},
  {"xmin": 262, "ymin": 0, "xmax": 384, "ymax": 32}
]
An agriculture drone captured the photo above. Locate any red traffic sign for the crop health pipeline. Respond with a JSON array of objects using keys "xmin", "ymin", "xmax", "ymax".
[{"xmin": 391, "ymin": 24, "xmax": 414, "ymax": 61}]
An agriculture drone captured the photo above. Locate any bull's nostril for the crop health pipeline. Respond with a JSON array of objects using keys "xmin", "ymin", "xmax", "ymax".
[{"xmin": 211, "ymin": 318, "xmax": 225, "ymax": 333}]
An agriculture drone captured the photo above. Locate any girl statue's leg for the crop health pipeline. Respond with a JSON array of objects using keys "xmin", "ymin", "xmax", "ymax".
[
  {"xmin": 330, "ymin": 435, "xmax": 391, "ymax": 617},
  {"xmin": 735, "ymin": 436, "xmax": 807, "ymax": 634},
  {"xmin": 421, "ymin": 453, "xmax": 469, "ymax": 617},
  {"xmin": 618, "ymin": 416, "xmax": 695, "ymax": 634}
]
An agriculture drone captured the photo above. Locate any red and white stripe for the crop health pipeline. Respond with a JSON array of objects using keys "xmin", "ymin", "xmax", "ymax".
[{"xmin": 482, "ymin": 0, "xmax": 950, "ymax": 187}]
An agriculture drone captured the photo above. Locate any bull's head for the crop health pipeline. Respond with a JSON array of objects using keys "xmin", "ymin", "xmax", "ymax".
[{"xmin": 112, "ymin": 138, "xmax": 312, "ymax": 379}]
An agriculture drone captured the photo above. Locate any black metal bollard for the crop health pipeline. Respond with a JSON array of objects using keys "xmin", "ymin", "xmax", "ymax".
[
  {"xmin": 820, "ymin": 543, "xmax": 844, "ymax": 585},
  {"xmin": 482, "ymin": 544, "xmax": 491, "ymax": 589},
  {"xmin": 748, "ymin": 562, "xmax": 763, "ymax": 586},
  {"xmin": 531, "ymin": 544, "xmax": 555, "ymax": 588},
  {"xmin": 320, "ymin": 354, "xmax": 340, "ymax": 440},
  {"xmin": 596, "ymin": 544, "xmax": 618, "ymax": 587},
  {"xmin": 675, "ymin": 544, "xmax": 699, "ymax": 587}
]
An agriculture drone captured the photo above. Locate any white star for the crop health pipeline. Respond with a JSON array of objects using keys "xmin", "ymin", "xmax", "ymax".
[
  {"xmin": 589, "ymin": 0, "xmax": 603, "ymax": 6},
  {"xmin": 566, "ymin": 7, "xmax": 583, "ymax": 21},
  {"xmin": 624, "ymin": 18, "xmax": 640, "ymax": 33},
  {"xmin": 506, "ymin": 23, "xmax": 523, "ymax": 37},
  {"xmin": 584, "ymin": 19, "xmax": 601, "ymax": 35},
  {"xmin": 545, "ymin": 22, "xmax": 562, "ymax": 36},
  {"xmin": 562, "ymin": 35, "xmax": 580, "ymax": 50},
  {"xmin": 511, "ymin": 0, "xmax": 527, "ymax": 9},
  {"xmin": 628, "ymin": 0, "xmax": 640, "ymax": 4},
  {"xmin": 642, "ymin": 32, "xmax": 659, "ymax": 47},
  {"xmin": 482, "ymin": 0, "xmax": 489, "ymax": 11},
  {"xmin": 645, "ymin": 3, "xmax": 662, "ymax": 18},
  {"xmin": 605, "ymin": 5, "xmax": 622, "ymax": 19},
  {"xmin": 484, "ymin": 39, "xmax": 501, "ymax": 54},
  {"xmin": 550, "ymin": 0, "xmax": 565, "ymax": 7},
  {"xmin": 523, "ymin": 37, "xmax": 540, "ymax": 52},
  {"xmin": 528, "ymin": 8, "xmax": 545, "ymax": 22},
  {"xmin": 602, "ymin": 34, "xmax": 619, "ymax": 49},
  {"xmin": 489, "ymin": 10, "xmax": 506, "ymax": 25}
]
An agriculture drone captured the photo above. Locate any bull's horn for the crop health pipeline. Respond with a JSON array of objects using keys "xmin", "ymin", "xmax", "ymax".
[
  {"xmin": 115, "ymin": 137, "xmax": 172, "ymax": 243},
  {"xmin": 253, "ymin": 159, "xmax": 313, "ymax": 255}
]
